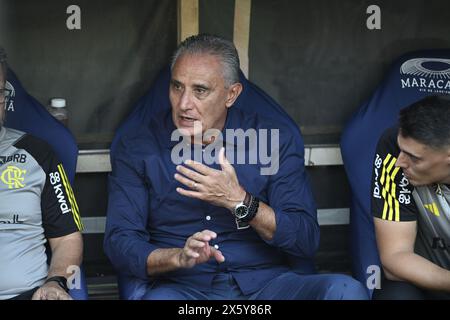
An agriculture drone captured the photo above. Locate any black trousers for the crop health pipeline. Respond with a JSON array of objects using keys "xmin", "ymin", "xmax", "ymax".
[{"xmin": 373, "ymin": 278, "xmax": 450, "ymax": 300}]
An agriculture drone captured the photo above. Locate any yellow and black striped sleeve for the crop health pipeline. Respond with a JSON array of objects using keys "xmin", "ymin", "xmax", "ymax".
[
  {"xmin": 371, "ymin": 127, "xmax": 418, "ymax": 222},
  {"xmin": 15, "ymin": 134, "xmax": 83, "ymax": 237},
  {"xmin": 41, "ymin": 153, "xmax": 83, "ymax": 237}
]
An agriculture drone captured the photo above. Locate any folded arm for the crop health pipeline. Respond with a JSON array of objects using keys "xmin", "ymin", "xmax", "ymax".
[{"xmin": 375, "ymin": 218, "xmax": 450, "ymax": 292}]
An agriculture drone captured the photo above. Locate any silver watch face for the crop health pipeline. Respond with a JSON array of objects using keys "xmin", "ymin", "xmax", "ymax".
[{"xmin": 235, "ymin": 205, "xmax": 248, "ymax": 219}]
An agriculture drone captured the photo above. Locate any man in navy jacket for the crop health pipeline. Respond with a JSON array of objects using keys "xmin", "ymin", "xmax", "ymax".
[{"xmin": 104, "ymin": 34, "xmax": 367, "ymax": 300}]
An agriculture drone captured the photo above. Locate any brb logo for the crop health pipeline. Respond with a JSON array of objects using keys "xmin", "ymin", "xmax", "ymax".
[
  {"xmin": 4, "ymin": 81, "xmax": 15, "ymax": 112},
  {"xmin": 400, "ymin": 58, "xmax": 450, "ymax": 95}
]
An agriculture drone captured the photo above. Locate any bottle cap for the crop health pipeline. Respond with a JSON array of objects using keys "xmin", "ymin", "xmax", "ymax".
[{"xmin": 50, "ymin": 98, "xmax": 66, "ymax": 108}]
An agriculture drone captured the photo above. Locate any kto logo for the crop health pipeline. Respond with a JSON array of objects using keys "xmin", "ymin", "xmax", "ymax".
[{"xmin": 1, "ymin": 166, "xmax": 26, "ymax": 189}]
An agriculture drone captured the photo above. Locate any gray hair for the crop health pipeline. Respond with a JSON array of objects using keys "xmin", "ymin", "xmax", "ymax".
[
  {"xmin": 0, "ymin": 46, "xmax": 7, "ymax": 79},
  {"xmin": 171, "ymin": 34, "xmax": 240, "ymax": 87}
]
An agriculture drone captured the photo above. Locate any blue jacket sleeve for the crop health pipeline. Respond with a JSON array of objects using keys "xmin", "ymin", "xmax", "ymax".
[
  {"xmin": 263, "ymin": 130, "xmax": 320, "ymax": 259},
  {"xmin": 103, "ymin": 136, "xmax": 157, "ymax": 280}
]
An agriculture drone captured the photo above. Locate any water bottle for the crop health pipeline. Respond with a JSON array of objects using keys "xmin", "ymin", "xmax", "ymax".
[{"xmin": 48, "ymin": 98, "xmax": 68, "ymax": 126}]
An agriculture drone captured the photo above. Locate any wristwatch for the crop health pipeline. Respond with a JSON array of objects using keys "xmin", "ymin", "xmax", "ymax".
[
  {"xmin": 233, "ymin": 192, "xmax": 260, "ymax": 223},
  {"xmin": 45, "ymin": 276, "xmax": 69, "ymax": 293}
]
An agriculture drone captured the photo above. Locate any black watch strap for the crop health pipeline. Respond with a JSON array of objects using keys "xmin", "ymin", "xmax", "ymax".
[
  {"xmin": 243, "ymin": 192, "xmax": 251, "ymax": 206},
  {"xmin": 240, "ymin": 194, "xmax": 259, "ymax": 223},
  {"xmin": 45, "ymin": 276, "xmax": 69, "ymax": 293}
]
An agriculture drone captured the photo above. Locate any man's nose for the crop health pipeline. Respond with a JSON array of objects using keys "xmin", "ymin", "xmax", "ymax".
[
  {"xmin": 396, "ymin": 152, "xmax": 407, "ymax": 168},
  {"xmin": 179, "ymin": 90, "xmax": 193, "ymax": 111}
]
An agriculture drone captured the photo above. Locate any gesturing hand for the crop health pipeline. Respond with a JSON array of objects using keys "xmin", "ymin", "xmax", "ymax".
[
  {"xmin": 174, "ymin": 147, "xmax": 246, "ymax": 211},
  {"xmin": 178, "ymin": 230, "xmax": 225, "ymax": 268}
]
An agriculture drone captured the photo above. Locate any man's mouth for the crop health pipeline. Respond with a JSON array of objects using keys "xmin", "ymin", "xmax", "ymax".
[{"xmin": 179, "ymin": 115, "xmax": 197, "ymax": 122}]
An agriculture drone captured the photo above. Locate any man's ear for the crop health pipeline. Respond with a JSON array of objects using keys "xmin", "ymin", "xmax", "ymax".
[{"xmin": 225, "ymin": 83, "xmax": 243, "ymax": 108}]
